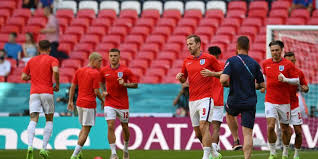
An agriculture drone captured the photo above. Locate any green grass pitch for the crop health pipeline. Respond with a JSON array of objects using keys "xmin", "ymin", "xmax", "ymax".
[{"xmin": 1, "ymin": 150, "xmax": 318, "ymax": 159}]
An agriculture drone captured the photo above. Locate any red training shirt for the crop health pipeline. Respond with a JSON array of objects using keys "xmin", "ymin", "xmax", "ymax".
[
  {"xmin": 100, "ymin": 65, "xmax": 137, "ymax": 109},
  {"xmin": 181, "ymin": 53, "xmax": 223, "ymax": 101},
  {"xmin": 290, "ymin": 68, "xmax": 308, "ymax": 110},
  {"xmin": 23, "ymin": 54, "xmax": 59, "ymax": 94},
  {"xmin": 212, "ymin": 61, "xmax": 225, "ymax": 106},
  {"xmin": 72, "ymin": 66, "xmax": 101, "ymax": 109},
  {"xmin": 262, "ymin": 58, "xmax": 298, "ymax": 104}
]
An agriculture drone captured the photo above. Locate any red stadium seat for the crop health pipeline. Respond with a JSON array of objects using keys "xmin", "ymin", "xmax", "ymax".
[
  {"xmin": 64, "ymin": 26, "xmax": 85, "ymax": 41},
  {"xmin": 69, "ymin": 51, "xmax": 89, "ymax": 62},
  {"xmin": 62, "ymin": 59, "xmax": 82, "ymax": 69},
  {"xmin": 178, "ymin": 18, "xmax": 198, "ymax": 31},
  {"xmin": 205, "ymin": 10, "xmax": 224, "ymax": 24},
  {"xmin": 87, "ymin": 26, "xmax": 107, "ymax": 39},
  {"xmin": 271, "ymin": 1, "xmax": 290, "ymax": 10},
  {"xmin": 211, "ymin": 35, "xmax": 232, "ymax": 49},
  {"xmin": 291, "ymin": 9, "xmax": 310, "ymax": 22},
  {"xmin": 162, "ymin": 76, "xmax": 178, "ymax": 83},
  {"xmin": 59, "ymin": 68, "xmax": 76, "ymax": 79},
  {"xmin": 250, "ymin": 43, "xmax": 266, "ymax": 55},
  {"xmin": 125, "ymin": 35, "xmax": 145, "ymax": 49},
  {"xmin": 27, "ymin": 17, "xmax": 47, "ymax": 28},
  {"xmin": 221, "ymin": 18, "xmax": 241, "ymax": 33},
  {"xmin": 95, "ymin": 43, "xmax": 116, "ymax": 53},
  {"xmin": 173, "ymin": 26, "xmax": 193, "ymax": 36},
  {"xmin": 135, "ymin": 51, "xmax": 156, "ymax": 63},
  {"xmin": 163, "ymin": 10, "xmax": 181, "ymax": 22},
  {"xmin": 227, "ymin": 10, "xmax": 246, "ymax": 20},
  {"xmin": 242, "ymin": 18, "xmax": 263, "ymax": 30},
  {"xmin": 157, "ymin": 52, "xmax": 177, "ymax": 63},
  {"xmin": 226, "ymin": 43, "xmax": 236, "ymax": 53},
  {"xmin": 74, "ymin": 43, "xmax": 94, "ymax": 53},
  {"xmin": 23, "ymin": 26, "xmax": 42, "ymax": 35},
  {"xmin": 113, "ymin": 18, "xmax": 134, "ymax": 32},
  {"xmin": 7, "ymin": 75, "xmax": 25, "ymax": 83},
  {"xmin": 157, "ymin": 18, "xmax": 177, "ymax": 31},
  {"xmin": 80, "ymin": 35, "xmax": 100, "ymax": 48},
  {"xmin": 102, "ymin": 35, "xmax": 122, "ymax": 47},
  {"xmin": 172, "ymin": 60, "xmax": 183, "ymax": 68},
  {"xmin": 98, "ymin": 9, "xmax": 117, "ymax": 22},
  {"xmin": 140, "ymin": 43, "xmax": 160, "ymax": 54},
  {"xmin": 60, "ymin": 76, "xmax": 71, "ymax": 83},
  {"xmin": 0, "ymin": 42, "xmax": 5, "ymax": 49},
  {"xmin": 199, "ymin": 18, "xmax": 219, "ymax": 30},
  {"xmin": 152, "ymin": 26, "xmax": 172, "ymax": 39},
  {"xmin": 77, "ymin": 9, "xmax": 96, "ymax": 22},
  {"xmin": 0, "ymin": 1, "xmax": 16, "ymax": 13},
  {"xmin": 129, "ymin": 59, "xmax": 149, "ymax": 72},
  {"xmin": 59, "ymin": 34, "xmax": 78, "ymax": 48},
  {"xmin": 70, "ymin": 18, "xmax": 90, "ymax": 32},
  {"xmin": 248, "ymin": 10, "xmax": 267, "ymax": 20},
  {"xmin": 0, "ymin": 34, "xmax": 9, "ymax": 43},
  {"xmin": 269, "ymin": 9, "xmax": 288, "ymax": 22},
  {"xmin": 92, "ymin": 18, "xmax": 112, "ymax": 28},
  {"xmin": 1, "ymin": 25, "xmax": 20, "ymax": 33},
  {"xmin": 167, "ymin": 35, "xmax": 186, "ymax": 48},
  {"xmin": 228, "ymin": 1, "xmax": 247, "ymax": 12},
  {"xmin": 249, "ymin": 1, "xmax": 268, "ymax": 12},
  {"xmin": 216, "ymin": 26, "xmax": 236, "ymax": 40},
  {"xmin": 255, "ymin": 35, "xmax": 266, "ymax": 43},
  {"xmin": 145, "ymin": 68, "xmax": 167, "ymax": 79},
  {"xmin": 146, "ymin": 35, "xmax": 166, "ymax": 49},
  {"xmin": 130, "ymin": 26, "xmax": 151, "ymax": 39},
  {"xmin": 162, "ymin": 43, "xmax": 182, "ymax": 56},
  {"xmin": 33, "ymin": 9, "xmax": 45, "ymax": 18},
  {"xmin": 249, "ymin": 51, "xmax": 264, "ymax": 63},
  {"xmin": 120, "ymin": 9, "xmax": 138, "ymax": 24},
  {"xmin": 135, "ymin": 18, "xmax": 156, "ymax": 31},
  {"xmin": 131, "ymin": 67, "xmax": 144, "ymax": 81},
  {"xmin": 308, "ymin": 18, "xmax": 318, "ymax": 25},
  {"xmin": 13, "ymin": 9, "xmax": 31, "ymax": 20},
  {"xmin": 58, "ymin": 18, "xmax": 69, "ymax": 34},
  {"xmin": 139, "ymin": 76, "xmax": 160, "ymax": 84},
  {"xmin": 141, "ymin": 9, "xmax": 160, "ymax": 22},
  {"xmin": 184, "ymin": 10, "xmax": 202, "ymax": 23},
  {"xmin": 56, "ymin": 9, "xmax": 74, "ymax": 23},
  {"xmin": 286, "ymin": 17, "xmax": 306, "ymax": 25},
  {"xmin": 313, "ymin": 10, "xmax": 318, "ymax": 18},
  {"xmin": 151, "ymin": 59, "xmax": 171, "ymax": 70},
  {"xmin": 108, "ymin": 26, "xmax": 129, "ymax": 40},
  {"xmin": 120, "ymin": 43, "xmax": 139, "ymax": 56},
  {"xmin": 195, "ymin": 26, "xmax": 215, "ymax": 39},
  {"xmin": 266, "ymin": 17, "xmax": 284, "ymax": 25},
  {"xmin": 0, "ymin": 9, "xmax": 11, "ymax": 22},
  {"xmin": 58, "ymin": 43, "xmax": 72, "ymax": 54},
  {"xmin": 239, "ymin": 26, "xmax": 258, "ymax": 42}
]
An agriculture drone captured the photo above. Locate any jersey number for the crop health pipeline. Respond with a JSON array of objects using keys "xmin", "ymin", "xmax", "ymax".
[
  {"xmin": 124, "ymin": 112, "xmax": 129, "ymax": 119},
  {"xmin": 202, "ymin": 108, "xmax": 206, "ymax": 116}
]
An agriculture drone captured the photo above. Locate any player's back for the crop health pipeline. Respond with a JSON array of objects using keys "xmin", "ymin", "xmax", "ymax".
[
  {"xmin": 25, "ymin": 54, "xmax": 59, "ymax": 94},
  {"xmin": 75, "ymin": 67, "xmax": 100, "ymax": 102},
  {"xmin": 225, "ymin": 54, "xmax": 263, "ymax": 105}
]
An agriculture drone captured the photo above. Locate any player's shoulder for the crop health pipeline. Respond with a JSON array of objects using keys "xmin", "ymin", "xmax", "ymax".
[
  {"xmin": 100, "ymin": 65, "xmax": 110, "ymax": 72},
  {"xmin": 262, "ymin": 58, "xmax": 273, "ymax": 66}
]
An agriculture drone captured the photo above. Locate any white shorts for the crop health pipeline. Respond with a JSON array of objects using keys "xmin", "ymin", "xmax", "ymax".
[
  {"xmin": 212, "ymin": 106, "xmax": 224, "ymax": 122},
  {"xmin": 189, "ymin": 97, "xmax": 214, "ymax": 127},
  {"xmin": 265, "ymin": 102, "xmax": 290, "ymax": 124},
  {"xmin": 77, "ymin": 106, "xmax": 96, "ymax": 126},
  {"xmin": 104, "ymin": 106, "xmax": 129, "ymax": 123},
  {"xmin": 290, "ymin": 107, "xmax": 303, "ymax": 125},
  {"xmin": 29, "ymin": 94, "xmax": 54, "ymax": 114}
]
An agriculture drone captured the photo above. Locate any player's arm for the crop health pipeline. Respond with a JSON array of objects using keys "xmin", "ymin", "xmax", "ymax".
[
  {"xmin": 200, "ymin": 68, "xmax": 222, "ymax": 78},
  {"xmin": 53, "ymin": 66, "xmax": 60, "ymax": 92},
  {"xmin": 220, "ymin": 74, "xmax": 230, "ymax": 87},
  {"xmin": 21, "ymin": 72, "xmax": 31, "ymax": 81},
  {"xmin": 67, "ymin": 84, "xmax": 76, "ymax": 112},
  {"xmin": 94, "ymin": 88, "xmax": 104, "ymax": 103},
  {"xmin": 278, "ymin": 73, "xmax": 299, "ymax": 85},
  {"xmin": 255, "ymin": 64, "xmax": 265, "ymax": 90},
  {"xmin": 118, "ymin": 78, "xmax": 138, "ymax": 88},
  {"xmin": 299, "ymin": 71, "xmax": 309, "ymax": 93},
  {"xmin": 176, "ymin": 73, "xmax": 186, "ymax": 83}
]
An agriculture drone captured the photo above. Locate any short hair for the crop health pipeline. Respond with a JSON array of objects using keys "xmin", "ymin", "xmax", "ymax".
[
  {"xmin": 186, "ymin": 34, "xmax": 201, "ymax": 44},
  {"xmin": 237, "ymin": 36, "xmax": 250, "ymax": 51},
  {"xmin": 208, "ymin": 46, "xmax": 221, "ymax": 56},
  {"xmin": 10, "ymin": 32, "xmax": 17, "ymax": 37},
  {"xmin": 284, "ymin": 51, "xmax": 295, "ymax": 58},
  {"xmin": 89, "ymin": 52, "xmax": 102, "ymax": 62},
  {"xmin": 26, "ymin": 32, "xmax": 35, "ymax": 44},
  {"xmin": 38, "ymin": 40, "xmax": 51, "ymax": 51},
  {"xmin": 109, "ymin": 48, "xmax": 120, "ymax": 54},
  {"xmin": 44, "ymin": 6, "xmax": 53, "ymax": 13},
  {"xmin": 0, "ymin": 49, "xmax": 5, "ymax": 55},
  {"xmin": 269, "ymin": 40, "xmax": 284, "ymax": 49}
]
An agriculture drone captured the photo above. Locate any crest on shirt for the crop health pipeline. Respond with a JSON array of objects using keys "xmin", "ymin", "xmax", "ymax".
[
  {"xmin": 117, "ymin": 72, "xmax": 123, "ymax": 78},
  {"xmin": 200, "ymin": 59, "xmax": 205, "ymax": 65},
  {"xmin": 279, "ymin": 65, "xmax": 284, "ymax": 71}
]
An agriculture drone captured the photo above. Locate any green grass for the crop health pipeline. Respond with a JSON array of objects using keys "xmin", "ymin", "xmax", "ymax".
[{"xmin": 0, "ymin": 150, "xmax": 318, "ymax": 159}]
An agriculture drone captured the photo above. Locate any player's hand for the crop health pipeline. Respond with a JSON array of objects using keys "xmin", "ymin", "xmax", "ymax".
[
  {"xmin": 67, "ymin": 102, "xmax": 74, "ymax": 112},
  {"xmin": 301, "ymin": 85, "xmax": 309, "ymax": 92},
  {"xmin": 53, "ymin": 84, "xmax": 59, "ymax": 92},
  {"xmin": 103, "ymin": 91, "xmax": 108, "ymax": 97},
  {"xmin": 118, "ymin": 78, "xmax": 124, "ymax": 85},
  {"xmin": 200, "ymin": 68, "xmax": 214, "ymax": 77},
  {"xmin": 278, "ymin": 73, "xmax": 286, "ymax": 82},
  {"xmin": 176, "ymin": 73, "xmax": 184, "ymax": 80},
  {"xmin": 260, "ymin": 88, "xmax": 266, "ymax": 93}
]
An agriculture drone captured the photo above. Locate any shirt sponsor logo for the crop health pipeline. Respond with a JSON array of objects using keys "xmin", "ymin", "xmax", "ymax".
[
  {"xmin": 279, "ymin": 65, "xmax": 284, "ymax": 71},
  {"xmin": 118, "ymin": 72, "xmax": 123, "ymax": 78},
  {"xmin": 105, "ymin": 74, "xmax": 110, "ymax": 77},
  {"xmin": 200, "ymin": 59, "xmax": 205, "ymax": 65},
  {"xmin": 187, "ymin": 62, "xmax": 192, "ymax": 65}
]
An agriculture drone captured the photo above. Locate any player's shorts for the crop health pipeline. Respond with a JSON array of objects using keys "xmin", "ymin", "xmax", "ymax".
[
  {"xmin": 290, "ymin": 107, "xmax": 303, "ymax": 125},
  {"xmin": 212, "ymin": 106, "xmax": 224, "ymax": 122},
  {"xmin": 104, "ymin": 106, "xmax": 129, "ymax": 123},
  {"xmin": 225, "ymin": 104, "xmax": 256, "ymax": 129},
  {"xmin": 265, "ymin": 102, "xmax": 290, "ymax": 124},
  {"xmin": 29, "ymin": 94, "xmax": 54, "ymax": 114},
  {"xmin": 77, "ymin": 106, "xmax": 96, "ymax": 126},
  {"xmin": 189, "ymin": 97, "xmax": 214, "ymax": 127}
]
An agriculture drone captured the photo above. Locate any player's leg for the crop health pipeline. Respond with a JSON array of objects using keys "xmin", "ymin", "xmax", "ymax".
[
  {"xmin": 39, "ymin": 94, "xmax": 55, "ymax": 159},
  {"xmin": 119, "ymin": 109, "xmax": 130, "ymax": 159},
  {"xmin": 104, "ymin": 106, "xmax": 118, "ymax": 159},
  {"xmin": 278, "ymin": 104, "xmax": 291, "ymax": 159},
  {"xmin": 209, "ymin": 106, "xmax": 223, "ymax": 159},
  {"xmin": 240, "ymin": 107, "xmax": 256, "ymax": 159},
  {"xmin": 71, "ymin": 107, "xmax": 96, "ymax": 159},
  {"xmin": 242, "ymin": 126, "xmax": 253, "ymax": 159},
  {"xmin": 190, "ymin": 100, "xmax": 202, "ymax": 142},
  {"xmin": 225, "ymin": 105, "xmax": 242, "ymax": 150},
  {"xmin": 290, "ymin": 107, "xmax": 303, "ymax": 159},
  {"xmin": 26, "ymin": 94, "xmax": 42, "ymax": 159},
  {"xmin": 265, "ymin": 102, "xmax": 279, "ymax": 158}
]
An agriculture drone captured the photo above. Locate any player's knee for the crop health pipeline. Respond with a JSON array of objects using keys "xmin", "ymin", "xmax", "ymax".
[
  {"xmin": 295, "ymin": 128, "xmax": 302, "ymax": 137},
  {"xmin": 267, "ymin": 125, "xmax": 275, "ymax": 132}
]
